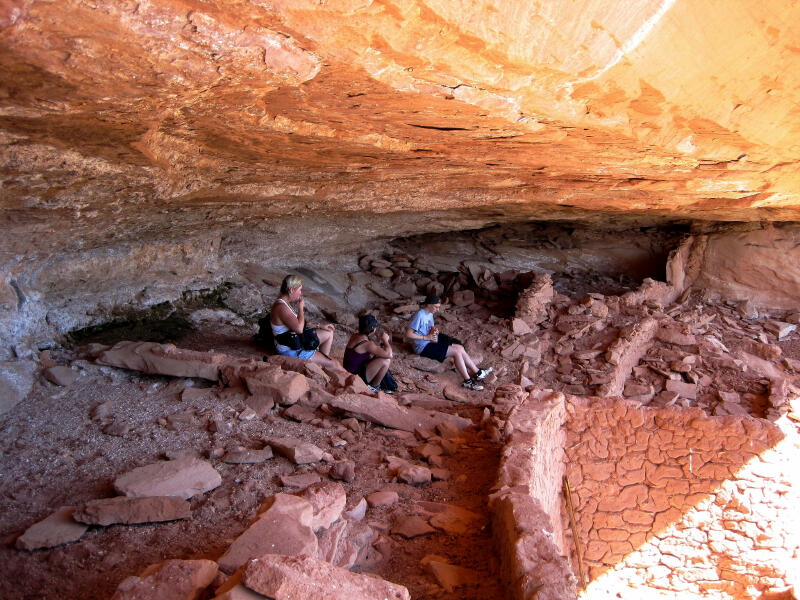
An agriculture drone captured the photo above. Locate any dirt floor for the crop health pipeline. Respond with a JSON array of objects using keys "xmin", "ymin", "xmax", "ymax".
[
  {"xmin": 0, "ymin": 305, "xmax": 511, "ymax": 600},
  {"xmin": 1, "ymin": 261, "xmax": 799, "ymax": 599}
]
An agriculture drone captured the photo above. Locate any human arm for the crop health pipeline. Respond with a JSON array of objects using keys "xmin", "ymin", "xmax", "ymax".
[
  {"xmin": 272, "ymin": 298, "xmax": 305, "ymax": 333},
  {"xmin": 405, "ymin": 326, "xmax": 436, "ymax": 342},
  {"xmin": 362, "ymin": 331, "xmax": 393, "ymax": 358}
]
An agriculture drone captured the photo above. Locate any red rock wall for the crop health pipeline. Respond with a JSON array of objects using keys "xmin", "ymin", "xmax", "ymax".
[
  {"xmin": 693, "ymin": 226, "xmax": 800, "ymax": 311},
  {"xmin": 490, "ymin": 390, "xmax": 577, "ymax": 600},
  {"xmin": 563, "ymin": 396, "xmax": 799, "ymax": 597}
]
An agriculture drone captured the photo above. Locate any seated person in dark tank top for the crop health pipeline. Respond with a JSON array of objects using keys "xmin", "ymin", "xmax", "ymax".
[{"xmin": 343, "ymin": 314, "xmax": 393, "ymax": 393}]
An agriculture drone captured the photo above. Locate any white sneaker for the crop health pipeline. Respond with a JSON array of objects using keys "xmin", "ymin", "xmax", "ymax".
[
  {"xmin": 367, "ymin": 384, "xmax": 380, "ymax": 393},
  {"xmin": 475, "ymin": 367, "xmax": 493, "ymax": 381},
  {"xmin": 462, "ymin": 378, "xmax": 484, "ymax": 391}
]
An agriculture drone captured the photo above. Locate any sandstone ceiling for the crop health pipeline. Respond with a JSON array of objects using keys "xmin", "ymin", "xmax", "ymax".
[{"xmin": 3, "ymin": 0, "xmax": 800, "ymax": 250}]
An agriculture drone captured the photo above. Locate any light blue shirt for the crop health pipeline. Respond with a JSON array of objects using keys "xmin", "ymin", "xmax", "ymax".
[{"xmin": 408, "ymin": 309, "xmax": 435, "ymax": 354}]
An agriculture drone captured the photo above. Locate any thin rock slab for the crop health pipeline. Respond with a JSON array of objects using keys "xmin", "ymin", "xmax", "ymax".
[
  {"xmin": 330, "ymin": 459, "xmax": 356, "ymax": 483},
  {"xmin": 442, "ymin": 386, "xmax": 469, "ymax": 403},
  {"xmin": 392, "ymin": 515, "xmax": 436, "ymax": 539},
  {"xmin": 97, "ymin": 341, "xmax": 235, "ymax": 381},
  {"xmin": 242, "ymin": 554, "xmax": 410, "ymax": 600},
  {"xmin": 419, "ymin": 501, "xmax": 482, "ymax": 535},
  {"xmin": 317, "ymin": 518, "xmax": 378, "ymax": 569},
  {"xmin": 421, "ymin": 555, "xmax": 481, "ymax": 593},
  {"xmin": 243, "ymin": 368, "xmax": 310, "ymax": 406},
  {"xmin": 16, "ymin": 506, "xmax": 88, "ymax": 550},
  {"xmin": 267, "ymin": 436, "xmax": 326, "ymax": 464},
  {"xmin": 42, "ymin": 365, "xmax": 79, "ymax": 386},
  {"xmin": 366, "ymin": 489, "xmax": 400, "ymax": 508},
  {"xmin": 386, "ymin": 456, "xmax": 432, "ymax": 485},
  {"xmin": 283, "ymin": 404, "xmax": 317, "ymax": 422},
  {"xmin": 344, "ymin": 497, "xmax": 368, "ymax": 521},
  {"xmin": 74, "ymin": 496, "xmax": 190, "ymax": 526},
  {"xmin": 279, "ymin": 472, "xmax": 323, "ymax": 488},
  {"xmin": 212, "ymin": 569, "xmax": 266, "ymax": 600},
  {"xmin": 223, "ymin": 448, "xmax": 274, "ymax": 464},
  {"xmin": 114, "ymin": 457, "xmax": 222, "ymax": 500},
  {"xmin": 298, "ymin": 481, "xmax": 346, "ymax": 531},
  {"xmin": 217, "ymin": 493, "xmax": 318, "ymax": 574},
  {"xmin": 111, "ymin": 558, "xmax": 218, "ymax": 600},
  {"xmin": 329, "ymin": 393, "xmax": 472, "ymax": 433}
]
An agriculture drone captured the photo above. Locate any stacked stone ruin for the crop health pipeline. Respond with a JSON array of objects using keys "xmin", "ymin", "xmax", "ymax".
[{"xmin": 9, "ymin": 230, "xmax": 800, "ymax": 599}]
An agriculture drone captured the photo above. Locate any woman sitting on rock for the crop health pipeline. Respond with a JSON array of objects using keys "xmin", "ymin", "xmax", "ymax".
[
  {"xmin": 343, "ymin": 314, "xmax": 394, "ymax": 393},
  {"xmin": 405, "ymin": 294, "xmax": 491, "ymax": 391},
  {"xmin": 271, "ymin": 275, "xmax": 337, "ymax": 367}
]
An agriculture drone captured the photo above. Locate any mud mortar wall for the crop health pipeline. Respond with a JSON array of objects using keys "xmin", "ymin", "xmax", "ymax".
[
  {"xmin": 563, "ymin": 396, "xmax": 800, "ymax": 597},
  {"xmin": 490, "ymin": 390, "xmax": 577, "ymax": 600}
]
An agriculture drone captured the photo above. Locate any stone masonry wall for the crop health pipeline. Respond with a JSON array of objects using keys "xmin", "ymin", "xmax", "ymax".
[
  {"xmin": 563, "ymin": 396, "xmax": 800, "ymax": 598},
  {"xmin": 490, "ymin": 389, "xmax": 577, "ymax": 600}
]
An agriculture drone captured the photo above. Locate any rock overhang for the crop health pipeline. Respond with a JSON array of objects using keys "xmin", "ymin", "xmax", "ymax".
[
  {"xmin": 3, "ymin": 0, "xmax": 800, "ymax": 358},
  {"xmin": 2, "ymin": 0, "xmax": 799, "ymax": 238}
]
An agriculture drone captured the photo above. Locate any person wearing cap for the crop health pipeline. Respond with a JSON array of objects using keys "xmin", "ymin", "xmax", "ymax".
[
  {"xmin": 343, "ymin": 314, "xmax": 394, "ymax": 393},
  {"xmin": 405, "ymin": 294, "xmax": 492, "ymax": 391}
]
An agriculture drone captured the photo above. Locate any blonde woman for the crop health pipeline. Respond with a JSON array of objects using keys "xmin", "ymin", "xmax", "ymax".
[{"xmin": 271, "ymin": 275, "xmax": 337, "ymax": 367}]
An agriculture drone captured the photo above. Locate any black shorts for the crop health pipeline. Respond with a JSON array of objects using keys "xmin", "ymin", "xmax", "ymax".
[{"xmin": 420, "ymin": 340, "xmax": 451, "ymax": 362}]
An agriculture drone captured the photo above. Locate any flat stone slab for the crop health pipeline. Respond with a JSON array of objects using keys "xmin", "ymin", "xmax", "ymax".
[
  {"xmin": 0, "ymin": 359, "xmax": 36, "ymax": 417},
  {"xmin": 217, "ymin": 493, "xmax": 318, "ymax": 574},
  {"xmin": 74, "ymin": 496, "xmax": 190, "ymax": 525},
  {"xmin": 665, "ymin": 378, "xmax": 698, "ymax": 400},
  {"xmin": 330, "ymin": 460, "xmax": 356, "ymax": 483},
  {"xmin": 244, "ymin": 394, "xmax": 275, "ymax": 418},
  {"xmin": 298, "ymin": 482, "xmax": 346, "ymax": 531},
  {"xmin": 317, "ymin": 519, "xmax": 377, "ymax": 570},
  {"xmin": 386, "ymin": 456, "xmax": 432, "ymax": 485},
  {"xmin": 212, "ymin": 571, "xmax": 266, "ymax": 600},
  {"xmin": 243, "ymin": 368, "xmax": 309, "ymax": 406},
  {"xmin": 223, "ymin": 448, "xmax": 273, "ymax": 464},
  {"xmin": 366, "ymin": 489, "xmax": 399, "ymax": 508},
  {"xmin": 97, "ymin": 341, "xmax": 230, "ymax": 380},
  {"xmin": 393, "ymin": 515, "xmax": 436, "ymax": 538},
  {"xmin": 268, "ymin": 437, "xmax": 325, "ymax": 464},
  {"xmin": 279, "ymin": 472, "xmax": 322, "ymax": 488},
  {"xmin": 284, "ymin": 404, "xmax": 317, "ymax": 422},
  {"xmin": 16, "ymin": 507, "xmax": 88, "ymax": 550},
  {"xmin": 112, "ymin": 559, "xmax": 218, "ymax": 600},
  {"xmin": 421, "ymin": 555, "xmax": 481, "ymax": 593},
  {"xmin": 419, "ymin": 501, "xmax": 482, "ymax": 535},
  {"xmin": 114, "ymin": 457, "xmax": 222, "ymax": 500},
  {"xmin": 329, "ymin": 393, "xmax": 472, "ymax": 433},
  {"xmin": 42, "ymin": 365, "xmax": 79, "ymax": 386},
  {"xmin": 242, "ymin": 554, "xmax": 410, "ymax": 600}
]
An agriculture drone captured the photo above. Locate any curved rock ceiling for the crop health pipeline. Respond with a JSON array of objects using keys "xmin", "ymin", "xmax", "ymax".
[
  {"xmin": 3, "ymin": 0, "xmax": 800, "ymax": 228},
  {"xmin": 2, "ymin": 1, "xmax": 800, "ymax": 351}
]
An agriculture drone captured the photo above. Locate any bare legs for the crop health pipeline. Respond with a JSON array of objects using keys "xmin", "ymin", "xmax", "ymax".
[
  {"xmin": 365, "ymin": 357, "xmax": 391, "ymax": 386},
  {"xmin": 310, "ymin": 328, "xmax": 339, "ymax": 369},
  {"xmin": 445, "ymin": 344, "xmax": 478, "ymax": 380},
  {"xmin": 318, "ymin": 328, "xmax": 334, "ymax": 356}
]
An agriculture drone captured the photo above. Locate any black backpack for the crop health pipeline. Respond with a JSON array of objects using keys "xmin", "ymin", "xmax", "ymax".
[{"xmin": 253, "ymin": 313, "xmax": 276, "ymax": 353}]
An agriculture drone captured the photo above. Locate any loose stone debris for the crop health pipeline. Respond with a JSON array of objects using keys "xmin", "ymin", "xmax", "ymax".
[
  {"xmin": 2, "ymin": 230, "xmax": 800, "ymax": 600},
  {"xmin": 15, "ymin": 507, "xmax": 89, "ymax": 551}
]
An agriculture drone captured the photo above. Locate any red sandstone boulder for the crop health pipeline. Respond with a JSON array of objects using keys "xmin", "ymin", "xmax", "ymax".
[
  {"xmin": 242, "ymin": 554, "xmax": 410, "ymax": 600},
  {"xmin": 113, "ymin": 457, "xmax": 222, "ymax": 500},
  {"xmin": 15, "ymin": 507, "xmax": 88, "ymax": 550},
  {"xmin": 298, "ymin": 481, "xmax": 347, "ymax": 532},
  {"xmin": 111, "ymin": 559, "xmax": 217, "ymax": 600},
  {"xmin": 217, "ymin": 493, "xmax": 318, "ymax": 574},
  {"xmin": 74, "ymin": 496, "xmax": 190, "ymax": 526}
]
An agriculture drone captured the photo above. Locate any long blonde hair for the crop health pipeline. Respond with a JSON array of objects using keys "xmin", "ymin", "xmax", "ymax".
[{"xmin": 280, "ymin": 274, "xmax": 303, "ymax": 295}]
